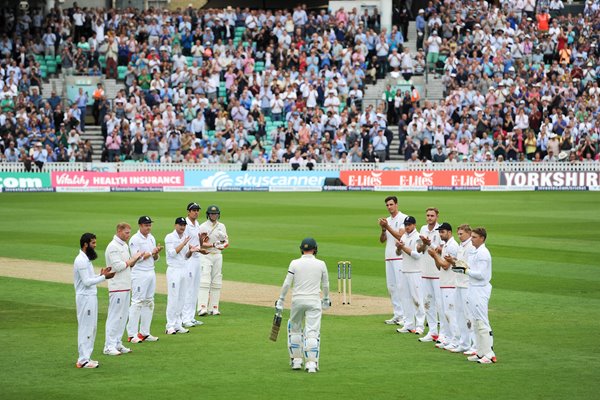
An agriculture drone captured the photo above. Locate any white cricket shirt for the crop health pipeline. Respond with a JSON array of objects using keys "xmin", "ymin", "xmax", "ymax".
[
  {"xmin": 385, "ymin": 211, "xmax": 407, "ymax": 260},
  {"xmin": 129, "ymin": 231, "xmax": 157, "ymax": 271},
  {"xmin": 74, "ymin": 250, "xmax": 105, "ymax": 296},
  {"xmin": 419, "ymin": 223, "xmax": 441, "ymax": 278}
]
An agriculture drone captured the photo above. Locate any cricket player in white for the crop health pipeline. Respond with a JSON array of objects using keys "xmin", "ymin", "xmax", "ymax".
[
  {"xmin": 197, "ymin": 205, "xmax": 229, "ymax": 316},
  {"xmin": 276, "ymin": 238, "xmax": 330, "ymax": 373},
  {"xmin": 127, "ymin": 216, "xmax": 163, "ymax": 343},
  {"xmin": 453, "ymin": 227, "xmax": 497, "ymax": 364},
  {"xmin": 378, "ymin": 195, "xmax": 407, "ymax": 326},
  {"xmin": 448, "ymin": 224, "xmax": 476, "ymax": 354},
  {"xmin": 426, "ymin": 222, "xmax": 460, "ymax": 350},
  {"xmin": 74, "ymin": 233, "xmax": 115, "ymax": 368},
  {"xmin": 182, "ymin": 202, "xmax": 205, "ymax": 327},
  {"xmin": 165, "ymin": 217, "xmax": 201, "ymax": 334},
  {"xmin": 417, "ymin": 208, "xmax": 442, "ymax": 342},
  {"xmin": 395, "ymin": 216, "xmax": 425, "ymax": 334},
  {"xmin": 104, "ymin": 223, "xmax": 142, "ymax": 356}
]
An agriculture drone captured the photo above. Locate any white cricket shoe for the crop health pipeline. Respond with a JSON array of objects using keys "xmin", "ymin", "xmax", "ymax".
[
  {"xmin": 396, "ymin": 327, "xmax": 416, "ymax": 333},
  {"xmin": 139, "ymin": 333, "xmax": 159, "ymax": 342},
  {"xmin": 211, "ymin": 308, "xmax": 221, "ymax": 316},
  {"xmin": 478, "ymin": 355, "xmax": 497, "ymax": 364},
  {"xmin": 184, "ymin": 319, "xmax": 204, "ymax": 327},
  {"xmin": 444, "ymin": 344, "xmax": 458, "ymax": 352},
  {"xmin": 463, "ymin": 348, "xmax": 477, "ymax": 356},
  {"xmin": 384, "ymin": 317, "xmax": 402, "ymax": 325},
  {"xmin": 175, "ymin": 327, "xmax": 190, "ymax": 334},
  {"xmin": 305, "ymin": 361, "xmax": 317, "ymax": 373},
  {"xmin": 103, "ymin": 348, "xmax": 121, "ymax": 356},
  {"xmin": 418, "ymin": 332, "xmax": 434, "ymax": 342},
  {"xmin": 197, "ymin": 307, "xmax": 208, "ymax": 317},
  {"xmin": 414, "ymin": 327, "xmax": 424, "ymax": 335},
  {"xmin": 116, "ymin": 345, "xmax": 132, "ymax": 354},
  {"xmin": 165, "ymin": 328, "xmax": 177, "ymax": 335},
  {"xmin": 76, "ymin": 360, "xmax": 99, "ymax": 368},
  {"xmin": 450, "ymin": 346, "xmax": 469, "ymax": 353},
  {"xmin": 467, "ymin": 355, "xmax": 481, "ymax": 362},
  {"xmin": 291, "ymin": 358, "xmax": 303, "ymax": 370},
  {"xmin": 128, "ymin": 335, "xmax": 143, "ymax": 344},
  {"xmin": 435, "ymin": 341, "xmax": 448, "ymax": 349}
]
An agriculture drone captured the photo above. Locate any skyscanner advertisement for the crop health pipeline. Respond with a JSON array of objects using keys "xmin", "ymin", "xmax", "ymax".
[{"xmin": 184, "ymin": 171, "xmax": 336, "ymax": 189}]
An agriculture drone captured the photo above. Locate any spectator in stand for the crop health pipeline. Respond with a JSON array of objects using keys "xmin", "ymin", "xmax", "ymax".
[{"xmin": 2, "ymin": 4, "xmax": 599, "ymax": 167}]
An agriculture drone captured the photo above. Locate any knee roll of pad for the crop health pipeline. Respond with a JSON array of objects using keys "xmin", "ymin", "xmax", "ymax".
[{"xmin": 304, "ymin": 332, "xmax": 320, "ymax": 362}]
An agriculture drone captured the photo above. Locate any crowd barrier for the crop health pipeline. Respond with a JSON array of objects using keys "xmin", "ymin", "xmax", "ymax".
[{"xmin": 0, "ymin": 162, "xmax": 598, "ymax": 192}]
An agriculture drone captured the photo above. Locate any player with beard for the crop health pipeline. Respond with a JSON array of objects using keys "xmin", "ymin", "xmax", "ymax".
[{"xmin": 74, "ymin": 233, "xmax": 115, "ymax": 368}]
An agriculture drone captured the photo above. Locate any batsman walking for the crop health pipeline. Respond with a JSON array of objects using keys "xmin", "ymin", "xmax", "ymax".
[{"xmin": 276, "ymin": 238, "xmax": 330, "ymax": 373}]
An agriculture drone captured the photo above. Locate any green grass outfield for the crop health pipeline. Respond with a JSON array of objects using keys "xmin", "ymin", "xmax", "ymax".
[{"xmin": 0, "ymin": 191, "xmax": 599, "ymax": 399}]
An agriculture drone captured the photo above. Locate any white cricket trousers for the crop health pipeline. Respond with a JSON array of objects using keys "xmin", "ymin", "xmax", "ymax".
[
  {"xmin": 400, "ymin": 271, "xmax": 425, "ymax": 331},
  {"xmin": 197, "ymin": 252, "xmax": 223, "ymax": 311},
  {"xmin": 182, "ymin": 255, "xmax": 202, "ymax": 324},
  {"xmin": 104, "ymin": 290, "xmax": 130, "ymax": 351},
  {"xmin": 166, "ymin": 266, "xmax": 188, "ymax": 330},
  {"xmin": 288, "ymin": 297, "xmax": 322, "ymax": 364},
  {"xmin": 76, "ymin": 294, "xmax": 98, "ymax": 364},
  {"xmin": 385, "ymin": 259, "xmax": 404, "ymax": 321},
  {"xmin": 440, "ymin": 287, "xmax": 458, "ymax": 345},
  {"xmin": 467, "ymin": 284, "xmax": 495, "ymax": 358},
  {"xmin": 127, "ymin": 269, "xmax": 156, "ymax": 337},
  {"xmin": 455, "ymin": 287, "xmax": 474, "ymax": 349},
  {"xmin": 421, "ymin": 277, "xmax": 442, "ymax": 336}
]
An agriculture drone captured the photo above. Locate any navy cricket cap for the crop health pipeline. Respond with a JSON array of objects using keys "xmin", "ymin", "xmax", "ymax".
[
  {"xmin": 436, "ymin": 222, "xmax": 452, "ymax": 231},
  {"xmin": 403, "ymin": 216, "xmax": 416, "ymax": 225},
  {"xmin": 138, "ymin": 216, "xmax": 153, "ymax": 224},
  {"xmin": 175, "ymin": 217, "xmax": 187, "ymax": 225},
  {"xmin": 187, "ymin": 202, "xmax": 201, "ymax": 211}
]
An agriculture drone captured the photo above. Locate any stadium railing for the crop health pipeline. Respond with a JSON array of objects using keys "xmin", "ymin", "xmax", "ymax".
[{"xmin": 0, "ymin": 162, "xmax": 598, "ymax": 173}]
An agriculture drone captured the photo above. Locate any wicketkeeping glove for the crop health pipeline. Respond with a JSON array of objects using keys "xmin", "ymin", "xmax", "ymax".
[
  {"xmin": 321, "ymin": 298, "xmax": 331, "ymax": 310},
  {"xmin": 275, "ymin": 298, "xmax": 284, "ymax": 313},
  {"xmin": 451, "ymin": 259, "xmax": 469, "ymax": 274}
]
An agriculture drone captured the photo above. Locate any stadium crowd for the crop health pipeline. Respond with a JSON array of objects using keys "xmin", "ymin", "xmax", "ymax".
[
  {"xmin": 399, "ymin": 0, "xmax": 600, "ymax": 163},
  {"xmin": 0, "ymin": 1, "xmax": 599, "ymax": 169}
]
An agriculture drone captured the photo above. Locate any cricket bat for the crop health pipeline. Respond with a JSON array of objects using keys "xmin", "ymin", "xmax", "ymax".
[{"xmin": 269, "ymin": 311, "xmax": 282, "ymax": 342}]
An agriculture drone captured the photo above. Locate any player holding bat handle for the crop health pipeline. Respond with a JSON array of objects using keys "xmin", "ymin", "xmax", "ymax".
[{"xmin": 276, "ymin": 238, "xmax": 330, "ymax": 373}]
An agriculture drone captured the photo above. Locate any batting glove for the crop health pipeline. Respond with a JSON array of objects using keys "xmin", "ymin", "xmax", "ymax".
[
  {"xmin": 275, "ymin": 299, "xmax": 284, "ymax": 313},
  {"xmin": 321, "ymin": 298, "xmax": 331, "ymax": 310}
]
